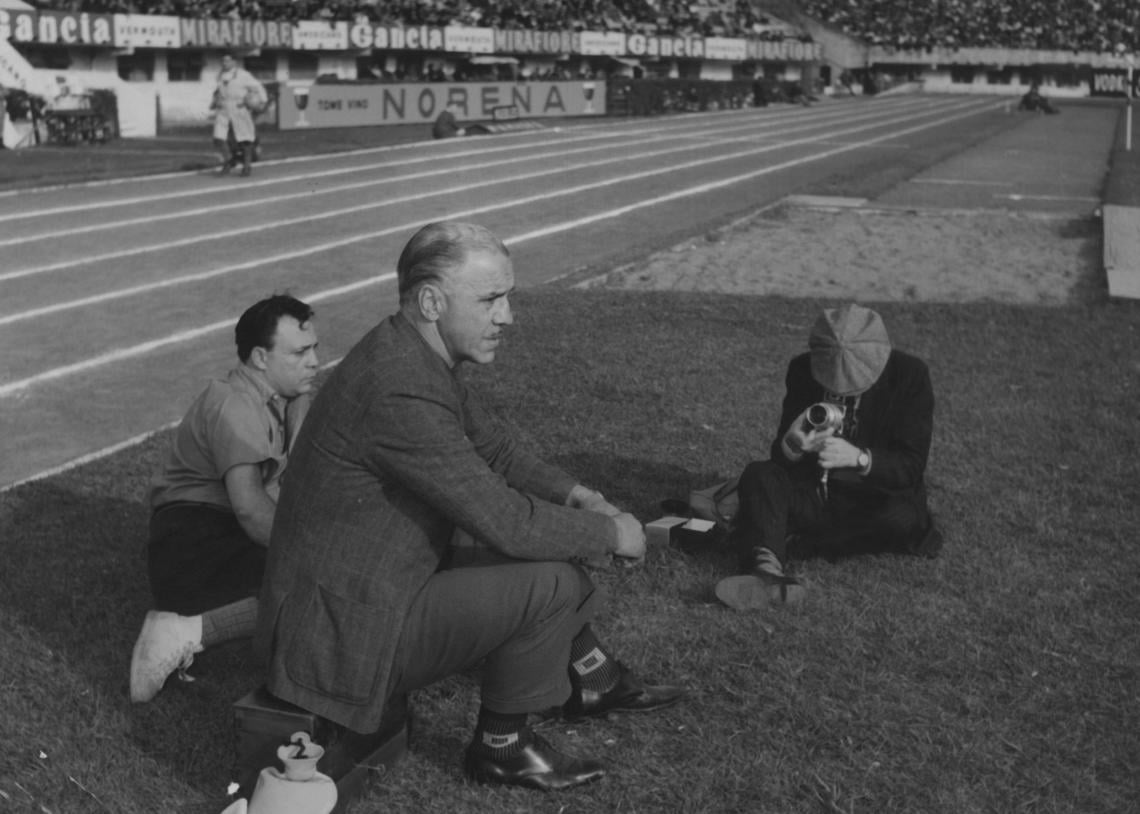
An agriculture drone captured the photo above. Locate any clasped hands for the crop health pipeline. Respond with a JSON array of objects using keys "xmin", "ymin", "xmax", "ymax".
[{"xmin": 566, "ymin": 485, "xmax": 646, "ymax": 562}]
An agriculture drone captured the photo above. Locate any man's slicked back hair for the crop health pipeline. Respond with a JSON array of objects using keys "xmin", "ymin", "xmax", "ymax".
[
  {"xmin": 397, "ymin": 221, "xmax": 509, "ymax": 306},
  {"xmin": 234, "ymin": 294, "xmax": 314, "ymax": 362}
]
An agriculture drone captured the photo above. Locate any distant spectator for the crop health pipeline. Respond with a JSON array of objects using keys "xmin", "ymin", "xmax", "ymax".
[
  {"xmin": 210, "ymin": 53, "xmax": 267, "ymax": 177},
  {"xmin": 1018, "ymin": 82, "xmax": 1060, "ymax": 113},
  {"xmin": 433, "ymin": 101, "xmax": 467, "ymax": 139}
]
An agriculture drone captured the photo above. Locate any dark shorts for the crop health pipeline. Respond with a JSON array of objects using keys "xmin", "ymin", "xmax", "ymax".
[{"xmin": 148, "ymin": 503, "xmax": 266, "ymax": 615}]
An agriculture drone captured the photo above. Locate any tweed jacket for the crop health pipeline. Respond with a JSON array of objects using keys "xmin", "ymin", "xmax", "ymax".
[
  {"xmin": 257, "ymin": 313, "xmax": 618, "ymax": 732},
  {"xmin": 770, "ymin": 349, "xmax": 933, "ymax": 505}
]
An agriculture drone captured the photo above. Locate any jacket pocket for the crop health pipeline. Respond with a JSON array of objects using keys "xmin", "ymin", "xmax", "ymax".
[{"xmin": 284, "ymin": 583, "xmax": 386, "ymax": 705}]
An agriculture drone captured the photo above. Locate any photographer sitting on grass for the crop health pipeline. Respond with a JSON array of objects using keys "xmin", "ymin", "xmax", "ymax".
[{"xmin": 715, "ymin": 303, "xmax": 942, "ymax": 611}]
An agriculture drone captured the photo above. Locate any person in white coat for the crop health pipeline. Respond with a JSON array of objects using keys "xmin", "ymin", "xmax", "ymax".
[{"xmin": 211, "ymin": 53, "xmax": 267, "ymax": 177}]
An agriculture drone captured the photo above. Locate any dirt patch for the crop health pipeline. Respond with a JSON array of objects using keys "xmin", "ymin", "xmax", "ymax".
[{"xmin": 580, "ymin": 202, "xmax": 1103, "ymax": 304}]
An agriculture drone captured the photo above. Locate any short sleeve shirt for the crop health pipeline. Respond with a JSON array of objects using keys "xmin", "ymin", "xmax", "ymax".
[{"xmin": 149, "ymin": 365, "xmax": 310, "ymax": 513}]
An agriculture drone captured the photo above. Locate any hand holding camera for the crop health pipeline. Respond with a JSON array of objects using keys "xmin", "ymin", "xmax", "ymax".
[{"xmin": 783, "ymin": 402, "xmax": 844, "ymax": 460}]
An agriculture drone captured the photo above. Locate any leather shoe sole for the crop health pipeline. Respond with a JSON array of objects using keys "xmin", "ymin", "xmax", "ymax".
[
  {"xmin": 715, "ymin": 574, "xmax": 806, "ymax": 611},
  {"xmin": 464, "ymin": 733, "xmax": 606, "ymax": 791}
]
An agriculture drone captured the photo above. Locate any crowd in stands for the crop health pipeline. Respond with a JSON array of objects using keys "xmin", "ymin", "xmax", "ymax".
[
  {"xmin": 29, "ymin": 0, "xmax": 1140, "ymax": 53},
  {"xmin": 32, "ymin": 0, "xmax": 802, "ymax": 39},
  {"xmin": 799, "ymin": 0, "xmax": 1139, "ymax": 53}
]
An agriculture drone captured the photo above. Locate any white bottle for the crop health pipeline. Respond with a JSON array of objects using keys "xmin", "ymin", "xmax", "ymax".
[{"xmin": 247, "ymin": 731, "xmax": 338, "ymax": 814}]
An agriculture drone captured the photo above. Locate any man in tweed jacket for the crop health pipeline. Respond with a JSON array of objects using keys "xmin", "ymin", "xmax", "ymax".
[{"xmin": 257, "ymin": 222, "xmax": 684, "ymax": 791}]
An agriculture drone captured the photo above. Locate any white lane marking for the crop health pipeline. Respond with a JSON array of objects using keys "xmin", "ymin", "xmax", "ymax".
[
  {"xmin": 0, "ymin": 104, "xmax": 874, "ymax": 249},
  {"xmin": 0, "ymin": 100, "xmax": 981, "ymax": 328},
  {"xmin": 505, "ymin": 104, "xmax": 1002, "ymax": 242},
  {"xmin": 0, "ymin": 98, "xmax": 883, "ymax": 201},
  {"xmin": 0, "ymin": 98, "xmax": 996, "ymax": 399},
  {"xmin": 0, "ymin": 122, "xmax": 579, "ymax": 201},
  {"xmin": 0, "ymin": 421, "xmax": 178, "ymax": 493},
  {"xmin": 913, "ymin": 178, "xmax": 1013, "ymax": 186},
  {"xmin": 0, "ymin": 102, "xmax": 921, "ymax": 276},
  {"xmin": 0, "ymin": 97, "xmax": 926, "ymax": 224},
  {"xmin": 995, "ymin": 193, "xmax": 1100, "ymax": 202}
]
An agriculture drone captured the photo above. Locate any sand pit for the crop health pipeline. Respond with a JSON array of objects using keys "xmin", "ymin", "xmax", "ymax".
[{"xmin": 580, "ymin": 201, "xmax": 1102, "ymax": 304}]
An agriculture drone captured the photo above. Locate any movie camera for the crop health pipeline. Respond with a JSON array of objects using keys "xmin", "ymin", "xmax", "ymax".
[{"xmin": 802, "ymin": 402, "xmax": 845, "ymax": 434}]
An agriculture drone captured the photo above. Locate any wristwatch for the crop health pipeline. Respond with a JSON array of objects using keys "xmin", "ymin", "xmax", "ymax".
[{"xmin": 856, "ymin": 449, "xmax": 870, "ymax": 470}]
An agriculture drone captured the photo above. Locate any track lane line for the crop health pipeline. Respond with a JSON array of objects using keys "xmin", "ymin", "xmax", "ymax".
[
  {"xmin": 0, "ymin": 101, "xmax": 936, "ymax": 271},
  {"xmin": 0, "ymin": 97, "xmax": 929, "ymax": 224},
  {"xmin": 0, "ymin": 97, "xmax": 888, "ymax": 202},
  {"xmin": 0, "ymin": 97, "xmax": 999, "ymax": 398},
  {"xmin": 0, "ymin": 99, "xmax": 986, "ymax": 328},
  {"xmin": 0, "ymin": 101, "xmax": 893, "ymax": 248}
]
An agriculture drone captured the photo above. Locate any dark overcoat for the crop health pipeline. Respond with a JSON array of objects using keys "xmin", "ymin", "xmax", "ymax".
[
  {"xmin": 256, "ymin": 313, "xmax": 616, "ymax": 732},
  {"xmin": 771, "ymin": 349, "xmax": 934, "ymax": 510}
]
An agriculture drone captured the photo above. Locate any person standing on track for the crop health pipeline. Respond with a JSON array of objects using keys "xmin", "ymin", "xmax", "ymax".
[
  {"xmin": 129, "ymin": 295, "xmax": 318, "ymax": 702},
  {"xmin": 210, "ymin": 53, "xmax": 267, "ymax": 177}
]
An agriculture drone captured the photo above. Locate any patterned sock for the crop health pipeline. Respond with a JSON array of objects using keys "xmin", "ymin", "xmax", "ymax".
[
  {"xmin": 200, "ymin": 597, "xmax": 258, "ymax": 648},
  {"xmin": 472, "ymin": 706, "xmax": 529, "ymax": 760},
  {"xmin": 569, "ymin": 624, "xmax": 622, "ymax": 694}
]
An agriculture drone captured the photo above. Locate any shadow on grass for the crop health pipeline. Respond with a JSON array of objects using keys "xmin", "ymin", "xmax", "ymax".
[{"xmin": 0, "ymin": 478, "xmax": 258, "ymax": 812}]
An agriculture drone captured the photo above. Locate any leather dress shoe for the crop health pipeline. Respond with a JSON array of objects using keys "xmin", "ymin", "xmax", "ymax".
[
  {"xmin": 464, "ymin": 732, "xmax": 606, "ymax": 791},
  {"xmin": 564, "ymin": 665, "xmax": 686, "ymax": 721}
]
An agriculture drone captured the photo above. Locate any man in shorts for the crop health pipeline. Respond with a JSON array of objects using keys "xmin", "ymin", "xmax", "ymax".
[{"xmin": 129, "ymin": 295, "xmax": 318, "ymax": 702}]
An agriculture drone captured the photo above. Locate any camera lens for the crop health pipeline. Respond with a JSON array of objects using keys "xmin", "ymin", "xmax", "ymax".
[{"xmin": 807, "ymin": 404, "xmax": 828, "ymax": 426}]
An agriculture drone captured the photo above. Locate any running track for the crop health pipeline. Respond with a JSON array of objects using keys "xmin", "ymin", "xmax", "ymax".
[{"xmin": 0, "ymin": 95, "xmax": 1015, "ymax": 488}]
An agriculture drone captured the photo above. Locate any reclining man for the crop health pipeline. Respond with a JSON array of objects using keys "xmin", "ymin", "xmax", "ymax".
[
  {"xmin": 716, "ymin": 303, "xmax": 941, "ymax": 611},
  {"xmin": 257, "ymin": 221, "xmax": 685, "ymax": 791},
  {"xmin": 130, "ymin": 295, "xmax": 319, "ymax": 702}
]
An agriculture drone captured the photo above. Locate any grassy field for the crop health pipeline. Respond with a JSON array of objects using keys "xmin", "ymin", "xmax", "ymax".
[{"xmin": 2, "ymin": 289, "xmax": 1138, "ymax": 813}]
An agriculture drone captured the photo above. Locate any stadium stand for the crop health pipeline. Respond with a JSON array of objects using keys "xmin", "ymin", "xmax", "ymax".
[
  {"xmin": 797, "ymin": 0, "xmax": 1140, "ymax": 52},
  {"xmin": 18, "ymin": 0, "xmax": 1138, "ymax": 52},
  {"xmin": 24, "ymin": 0, "xmax": 807, "ymax": 37}
]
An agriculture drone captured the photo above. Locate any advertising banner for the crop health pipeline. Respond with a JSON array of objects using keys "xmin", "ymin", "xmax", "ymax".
[
  {"xmin": 293, "ymin": 20, "xmax": 348, "ymax": 50},
  {"xmin": 0, "ymin": 35, "xmax": 49, "ymax": 96},
  {"xmin": 1089, "ymin": 68, "xmax": 1139, "ymax": 97},
  {"xmin": 0, "ymin": 9, "xmax": 114, "ymax": 45},
  {"xmin": 578, "ymin": 31, "xmax": 625, "ymax": 56},
  {"xmin": 179, "ymin": 17, "xmax": 292, "ymax": 48},
  {"xmin": 346, "ymin": 22, "xmax": 447, "ymax": 51},
  {"xmin": 745, "ymin": 38, "xmax": 823, "ymax": 62},
  {"xmin": 0, "ymin": 9, "xmax": 36, "ymax": 43},
  {"xmin": 114, "ymin": 14, "xmax": 180, "ymax": 48},
  {"xmin": 704, "ymin": 37, "xmax": 748, "ymax": 62},
  {"xmin": 624, "ymin": 33, "xmax": 704, "ymax": 59},
  {"xmin": 444, "ymin": 25, "xmax": 494, "ymax": 53},
  {"xmin": 493, "ymin": 28, "xmax": 578, "ymax": 55},
  {"xmin": 278, "ymin": 80, "xmax": 606, "ymax": 129}
]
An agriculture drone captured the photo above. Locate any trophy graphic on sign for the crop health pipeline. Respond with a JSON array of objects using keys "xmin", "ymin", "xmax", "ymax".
[
  {"xmin": 293, "ymin": 85, "xmax": 311, "ymax": 127},
  {"xmin": 582, "ymin": 81, "xmax": 596, "ymax": 114}
]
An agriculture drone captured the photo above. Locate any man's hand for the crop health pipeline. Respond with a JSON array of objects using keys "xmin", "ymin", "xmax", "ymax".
[
  {"xmin": 815, "ymin": 436, "xmax": 863, "ymax": 470},
  {"xmin": 612, "ymin": 512, "xmax": 646, "ymax": 560},
  {"xmin": 566, "ymin": 484, "xmax": 622, "ymax": 517},
  {"xmin": 782, "ymin": 406, "xmax": 837, "ymax": 460}
]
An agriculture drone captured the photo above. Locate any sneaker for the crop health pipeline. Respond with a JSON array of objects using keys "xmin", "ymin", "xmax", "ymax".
[{"xmin": 129, "ymin": 611, "xmax": 203, "ymax": 703}]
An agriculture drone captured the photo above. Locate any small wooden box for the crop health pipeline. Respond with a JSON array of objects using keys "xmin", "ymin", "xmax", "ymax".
[{"xmin": 232, "ymin": 686, "xmax": 409, "ymax": 812}]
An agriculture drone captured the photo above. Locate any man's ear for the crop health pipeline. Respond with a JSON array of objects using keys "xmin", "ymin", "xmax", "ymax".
[
  {"xmin": 249, "ymin": 346, "xmax": 269, "ymax": 371},
  {"xmin": 418, "ymin": 282, "xmax": 445, "ymax": 322}
]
